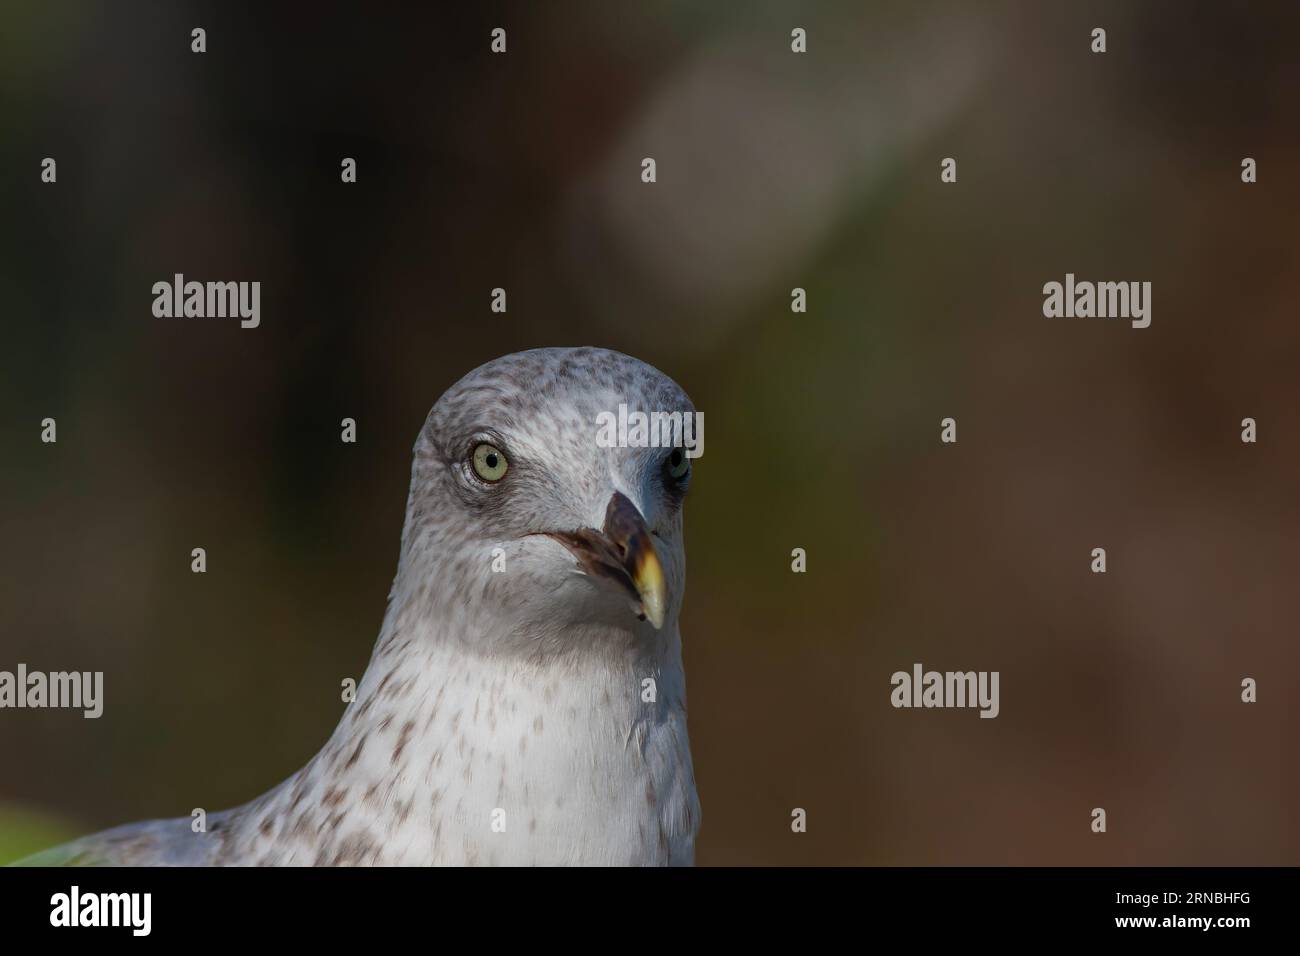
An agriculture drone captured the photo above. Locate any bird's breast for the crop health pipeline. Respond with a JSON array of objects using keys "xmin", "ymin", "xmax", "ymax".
[{"xmin": 236, "ymin": 643, "xmax": 700, "ymax": 866}]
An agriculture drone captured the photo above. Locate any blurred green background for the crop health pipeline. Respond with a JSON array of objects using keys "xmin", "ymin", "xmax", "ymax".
[{"xmin": 2, "ymin": 0, "xmax": 1299, "ymax": 864}]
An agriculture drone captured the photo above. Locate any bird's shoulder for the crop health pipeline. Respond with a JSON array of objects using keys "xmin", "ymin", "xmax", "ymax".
[{"xmin": 11, "ymin": 814, "xmax": 229, "ymax": 867}]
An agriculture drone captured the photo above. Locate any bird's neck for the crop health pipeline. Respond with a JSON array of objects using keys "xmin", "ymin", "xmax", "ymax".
[{"xmin": 231, "ymin": 601, "xmax": 699, "ymax": 865}]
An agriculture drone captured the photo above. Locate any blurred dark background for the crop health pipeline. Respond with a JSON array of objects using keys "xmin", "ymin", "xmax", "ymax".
[{"xmin": 2, "ymin": 0, "xmax": 1299, "ymax": 864}]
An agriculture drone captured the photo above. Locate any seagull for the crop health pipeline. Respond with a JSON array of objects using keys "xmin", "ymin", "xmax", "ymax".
[{"xmin": 20, "ymin": 347, "xmax": 701, "ymax": 866}]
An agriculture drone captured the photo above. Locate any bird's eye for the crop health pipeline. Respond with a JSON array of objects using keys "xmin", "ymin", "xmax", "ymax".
[
  {"xmin": 471, "ymin": 443, "xmax": 509, "ymax": 482},
  {"xmin": 666, "ymin": 448, "xmax": 690, "ymax": 480}
]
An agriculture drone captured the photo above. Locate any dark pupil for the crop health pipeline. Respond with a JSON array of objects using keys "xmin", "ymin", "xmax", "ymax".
[
  {"xmin": 670, "ymin": 450, "xmax": 682, "ymax": 467},
  {"xmin": 485, "ymin": 453, "xmax": 498, "ymax": 468}
]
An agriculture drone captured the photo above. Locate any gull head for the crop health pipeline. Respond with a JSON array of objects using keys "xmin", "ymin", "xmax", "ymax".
[{"xmin": 396, "ymin": 347, "xmax": 695, "ymax": 656}]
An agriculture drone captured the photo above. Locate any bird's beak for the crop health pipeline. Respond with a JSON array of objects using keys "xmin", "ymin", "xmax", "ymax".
[
  {"xmin": 542, "ymin": 492, "xmax": 668, "ymax": 630},
  {"xmin": 603, "ymin": 492, "xmax": 667, "ymax": 630}
]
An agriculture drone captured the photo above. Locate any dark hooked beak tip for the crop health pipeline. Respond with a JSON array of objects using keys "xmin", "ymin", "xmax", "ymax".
[{"xmin": 540, "ymin": 492, "xmax": 667, "ymax": 630}]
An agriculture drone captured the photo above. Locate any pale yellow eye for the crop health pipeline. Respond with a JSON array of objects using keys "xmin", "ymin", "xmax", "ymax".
[
  {"xmin": 472, "ymin": 443, "xmax": 508, "ymax": 482},
  {"xmin": 667, "ymin": 447, "xmax": 690, "ymax": 479}
]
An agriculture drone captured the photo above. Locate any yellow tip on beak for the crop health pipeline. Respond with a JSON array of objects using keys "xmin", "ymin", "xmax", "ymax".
[{"xmin": 630, "ymin": 543, "xmax": 667, "ymax": 630}]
